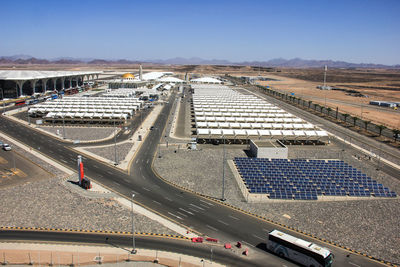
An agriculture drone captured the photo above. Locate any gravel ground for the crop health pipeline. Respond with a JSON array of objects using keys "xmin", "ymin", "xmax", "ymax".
[
  {"xmin": 0, "ymin": 136, "xmax": 178, "ymax": 235},
  {"xmin": 38, "ymin": 126, "xmax": 117, "ymax": 141},
  {"xmin": 84, "ymin": 142, "xmax": 133, "ymax": 163},
  {"xmin": 154, "ymin": 145, "xmax": 400, "ymax": 264},
  {"xmin": 0, "ymin": 176, "xmax": 177, "ymax": 234}
]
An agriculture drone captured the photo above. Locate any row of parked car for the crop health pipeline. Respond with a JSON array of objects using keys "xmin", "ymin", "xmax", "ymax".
[{"xmin": 0, "ymin": 141, "xmax": 12, "ymax": 151}]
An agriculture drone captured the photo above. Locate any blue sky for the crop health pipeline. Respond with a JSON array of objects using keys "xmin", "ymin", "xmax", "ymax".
[{"xmin": 1, "ymin": 0, "xmax": 399, "ymax": 64}]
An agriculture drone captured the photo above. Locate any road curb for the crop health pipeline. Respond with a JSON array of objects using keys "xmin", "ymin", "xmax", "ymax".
[{"xmin": 0, "ymin": 226, "xmax": 190, "ymax": 241}]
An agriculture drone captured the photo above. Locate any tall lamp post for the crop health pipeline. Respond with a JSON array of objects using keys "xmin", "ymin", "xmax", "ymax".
[
  {"xmin": 131, "ymin": 193, "xmax": 137, "ymax": 254},
  {"xmin": 221, "ymin": 137, "xmax": 226, "ymax": 201},
  {"xmin": 1, "ymin": 88, "xmax": 5, "ymax": 114},
  {"xmin": 113, "ymin": 113, "xmax": 118, "ymax": 165}
]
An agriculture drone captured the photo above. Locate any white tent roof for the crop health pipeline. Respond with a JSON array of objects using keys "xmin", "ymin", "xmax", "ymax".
[
  {"xmin": 0, "ymin": 70, "xmax": 102, "ymax": 80},
  {"xmin": 158, "ymin": 76, "xmax": 184, "ymax": 83},
  {"xmin": 191, "ymin": 77, "xmax": 222, "ymax": 83}
]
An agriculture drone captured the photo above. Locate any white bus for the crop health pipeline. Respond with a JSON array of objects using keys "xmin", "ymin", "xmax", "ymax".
[{"xmin": 267, "ymin": 230, "xmax": 333, "ymax": 267}]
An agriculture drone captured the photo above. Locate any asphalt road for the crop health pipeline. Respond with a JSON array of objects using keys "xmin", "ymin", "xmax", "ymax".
[
  {"xmin": 0, "ymin": 230, "xmax": 256, "ymax": 267},
  {"xmin": 0, "ymin": 92, "xmax": 386, "ymax": 267}
]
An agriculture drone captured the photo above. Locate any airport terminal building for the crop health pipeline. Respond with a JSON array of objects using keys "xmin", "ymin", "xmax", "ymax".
[{"xmin": 0, "ymin": 70, "xmax": 102, "ymax": 98}]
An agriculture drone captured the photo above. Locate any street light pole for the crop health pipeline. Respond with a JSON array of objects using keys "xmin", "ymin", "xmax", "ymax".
[
  {"xmin": 1, "ymin": 88, "xmax": 5, "ymax": 114},
  {"xmin": 131, "ymin": 193, "xmax": 137, "ymax": 254},
  {"xmin": 62, "ymin": 116, "xmax": 66, "ymax": 139},
  {"xmin": 113, "ymin": 113, "xmax": 118, "ymax": 165},
  {"xmin": 12, "ymin": 150, "xmax": 16, "ymax": 172},
  {"xmin": 221, "ymin": 137, "xmax": 226, "ymax": 201}
]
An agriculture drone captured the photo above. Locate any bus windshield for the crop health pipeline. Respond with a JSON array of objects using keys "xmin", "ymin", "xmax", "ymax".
[{"xmin": 324, "ymin": 253, "xmax": 334, "ymax": 267}]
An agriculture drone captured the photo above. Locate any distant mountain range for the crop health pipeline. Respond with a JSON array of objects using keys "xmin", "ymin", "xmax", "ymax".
[{"xmin": 0, "ymin": 55, "xmax": 399, "ymax": 69}]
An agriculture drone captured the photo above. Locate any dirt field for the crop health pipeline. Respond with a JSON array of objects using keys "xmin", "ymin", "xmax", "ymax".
[{"xmin": 255, "ymin": 73, "xmax": 400, "ymax": 129}]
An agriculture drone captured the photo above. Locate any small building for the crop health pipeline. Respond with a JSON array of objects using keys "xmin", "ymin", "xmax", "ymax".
[{"xmin": 249, "ymin": 139, "xmax": 288, "ymax": 159}]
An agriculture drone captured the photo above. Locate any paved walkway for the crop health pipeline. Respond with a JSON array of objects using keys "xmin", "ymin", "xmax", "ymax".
[{"xmin": 0, "ymin": 243, "xmax": 223, "ymax": 267}]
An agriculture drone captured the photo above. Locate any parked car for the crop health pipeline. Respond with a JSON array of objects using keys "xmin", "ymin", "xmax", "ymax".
[{"xmin": 2, "ymin": 144, "xmax": 11, "ymax": 151}]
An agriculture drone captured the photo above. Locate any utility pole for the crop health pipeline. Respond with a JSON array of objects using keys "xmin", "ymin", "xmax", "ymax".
[
  {"xmin": 1, "ymin": 88, "xmax": 5, "ymax": 114},
  {"xmin": 62, "ymin": 116, "xmax": 66, "ymax": 139},
  {"xmin": 113, "ymin": 113, "xmax": 118, "ymax": 165},
  {"xmin": 323, "ymin": 65, "xmax": 327, "ymax": 88},
  {"xmin": 131, "ymin": 193, "xmax": 137, "ymax": 254},
  {"xmin": 221, "ymin": 137, "xmax": 226, "ymax": 201}
]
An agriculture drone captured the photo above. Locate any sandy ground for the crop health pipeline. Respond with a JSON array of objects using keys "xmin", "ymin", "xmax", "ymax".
[{"xmin": 256, "ymin": 75, "xmax": 400, "ymax": 129}]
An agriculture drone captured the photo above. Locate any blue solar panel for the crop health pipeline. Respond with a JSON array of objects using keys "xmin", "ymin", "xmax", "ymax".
[{"xmin": 234, "ymin": 158, "xmax": 397, "ymax": 200}]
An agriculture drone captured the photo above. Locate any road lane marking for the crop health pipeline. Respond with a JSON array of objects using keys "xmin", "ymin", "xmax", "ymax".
[
  {"xmin": 262, "ymin": 228, "xmax": 270, "ymax": 232},
  {"xmin": 164, "ymin": 196, "xmax": 172, "ymax": 201},
  {"xmin": 188, "ymin": 208, "xmax": 199, "ymax": 213},
  {"xmin": 142, "ymin": 187, "xmax": 150, "ymax": 191},
  {"xmin": 189, "ymin": 203, "xmax": 205, "ymax": 211},
  {"xmin": 242, "ymin": 241, "xmax": 255, "ymax": 248},
  {"xmin": 348, "ymin": 262, "xmax": 361, "ymax": 267},
  {"xmin": 176, "ymin": 211, "xmax": 188, "ymax": 217},
  {"xmin": 217, "ymin": 219, "xmax": 229, "ymax": 226},
  {"xmin": 205, "ymin": 224, "xmax": 218, "ymax": 232},
  {"xmin": 198, "ymin": 203, "xmax": 208, "ymax": 208},
  {"xmin": 113, "ymin": 181, "xmax": 120, "ymax": 186},
  {"xmin": 252, "ymin": 234, "xmax": 264, "ymax": 240},
  {"xmin": 146, "ymin": 159, "xmax": 149, "ymax": 164},
  {"xmin": 179, "ymin": 208, "xmax": 194, "ymax": 215},
  {"xmin": 60, "ymin": 159, "xmax": 68, "ymax": 164},
  {"xmin": 228, "ymin": 215, "xmax": 239, "ymax": 221},
  {"xmin": 199, "ymin": 199, "xmax": 214, "ymax": 206},
  {"xmin": 167, "ymin": 212, "xmax": 183, "ymax": 220},
  {"xmin": 107, "ymin": 171, "xmax": 113, "ymax": 175},
  {"xmin": 152, "ymin": 200, "xmax": 162, "ymax": 205},
  {"xmin": 136, "ymin": 159, "xmax": 139, "ymax": 164}
]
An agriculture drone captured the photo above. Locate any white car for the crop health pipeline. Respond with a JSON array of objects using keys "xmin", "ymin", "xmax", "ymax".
[{"xmin": 2, "ymin": 144, "xmax": 11, "ymax": 151}]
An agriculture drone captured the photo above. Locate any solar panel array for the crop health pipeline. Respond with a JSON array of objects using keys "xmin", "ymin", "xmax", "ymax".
[
  {"xmin": 192, "ymin": 85, "xmax": 328, "ymax": 140},
  {"xmin": 234, "ymin": 157, "xmax": 397, "ymax": 200}
]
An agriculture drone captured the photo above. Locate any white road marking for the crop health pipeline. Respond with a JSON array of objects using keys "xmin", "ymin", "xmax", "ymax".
[
  {"xmin": 348, "ymin": 262, "xmax": 361, "ymax": 267},
  {"xmin": 93, "ymin": 164, "xmax": 98, "ymax": 168},
  {"xmin": 205, "ymin": 224, "xmax": 218, "ymax": 232},
  {"xmin": 60, "ymin": 159, "xmax": 68, "ymax": 164},
  {"xmin": 164, "ymin": 196, "xmax": 172, "ymax": 201},
  {"xmin": 179, "ymin": 208, "xmax": 194, "ymax": 215},
  {"xmin": 189, "ymin": 203, "xmax": 205, "ymax": 211},
  {"xmin": 168, "ymin": 212, "xmax": 183, "ymax": 220},
  {"xmin": 107, "ymin": 171, "xmax": 113, "ymax": 175},
  {"xmin": 199, "ymin": 199, "xmax": 214, "ymax": 206},
  {"xmin": 199, "ymin": 203, "xmax": 208, "ymax": 208},
  {"xmin": 152, "ymin": 200, "xmax": 161, "ymax": 205},
  {"xmin": 217, "ymin": 219, "xmax": 229, "ymax": 226},
  {"xmin": 188, "ymin": 207, "xmax": 199, "ymax": 213},
  {"xmin": 146, "ymin": 159, "xmax": 149, "ymax": 164},
  {"xmin": 113, "ymin": 181, "xmax": 120, "ymax": 186},
  {"xmin": 136, "ymin": 159, "xmax": 139, "ymax": 164},
  {"xmin": 228, "ymin": 215, "xmax": 239, "ymax": 221},
  {"xmin": 176, "ymin": 211, "xmax": 188, "ymax": 217},
  {"xmin": 142, "ymin": 187, "xmax": 150, "ymax": 191},
  {"xmin": 252, "ymin": 234, "xmax": 264, "ymax": 240},
  {"xmin": 242, "ymin": 241, "xmax": 255, "ymax": 248},
  {"xmin": 262, "ymin": 228, "xmax": 270, "ymax": 232}
]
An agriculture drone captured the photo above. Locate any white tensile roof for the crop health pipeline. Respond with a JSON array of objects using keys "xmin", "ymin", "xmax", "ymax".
[
  {"xmin": 142, "ymin": 72, "xmax": 173, "ymax": 81},
  {"xmin": 190, "ymin": 77, "xmax": 222, "ymax": 83},
  {"xmin": 0, "ymin": 70, "xmax": 102, "ymax": 80},
  {"xmin": 158, "ymin": 76, "xmax": 184, "ymax": 83}
]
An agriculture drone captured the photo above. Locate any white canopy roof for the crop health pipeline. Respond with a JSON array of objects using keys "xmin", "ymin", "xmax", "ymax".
[
  {"xmin": 191, "ymin": 77, "xmax": 222, "ymax": 83},
  {"xmin": 0, "ymin": 70, "xmax": 102, "ymax": 81}
]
